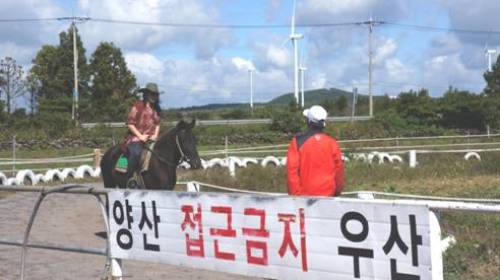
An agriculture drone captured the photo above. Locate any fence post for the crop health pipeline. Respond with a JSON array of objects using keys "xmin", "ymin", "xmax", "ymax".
[
  {"xmin": 224, "ymin": 136, "xmax": 228, "ymax": 158},
  {"xmin": 429, "ymin": 211, "xmax": 444, "ymax": 280},
  {"xmin": 12, "ymin": 135, "xmax": 16, "ymax": 175},
  {"xmin": 486, "ymin": 125, "xmax": 490, "ymax": 138},
  {"xmin": 111, "ymin": 258, "xmax": 123, "ymax": 280},
  {"xmin": 186, "ymin": 181, "xmax": 201, "ymax": 192},
  {"xmin": 228, "ymin": 157, "xmax": 236, "ymax": 178},
  {"xmin": 409, "ymin": 150, "xmax": 418, "ymax": 168},
  {"xmin": 93, "ymin": 149, "xmax": 102, "ymax": 169}
]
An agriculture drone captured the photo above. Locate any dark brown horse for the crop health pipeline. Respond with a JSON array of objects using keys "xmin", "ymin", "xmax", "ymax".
[{"xmin": 100, "ymin": 119, "xmax": 202, "ymax": 190}]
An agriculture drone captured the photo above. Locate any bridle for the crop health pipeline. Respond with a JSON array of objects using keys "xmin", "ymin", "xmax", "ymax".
[
  {"xmin": 175, "ymin": 134, "xmax": 188, "ymax": 164},
  {"xmin": 144, "ymin": 134, "xmax": 191, "ymax": 167}
]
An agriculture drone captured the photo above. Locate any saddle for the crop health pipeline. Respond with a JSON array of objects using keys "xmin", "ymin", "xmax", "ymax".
[{"xmin": 115, "ymin": 142, "xmax": 156, "ymax": 189}]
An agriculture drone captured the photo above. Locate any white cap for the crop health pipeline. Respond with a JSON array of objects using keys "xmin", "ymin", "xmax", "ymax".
[{"xmin": 303, "ymin": 105, "xmax": 328, "ymax": 123}]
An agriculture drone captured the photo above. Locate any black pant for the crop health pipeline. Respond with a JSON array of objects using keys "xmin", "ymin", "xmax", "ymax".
[{"xmin": 127, "ymin": 142, "xmax": 143, "ymax": 174}]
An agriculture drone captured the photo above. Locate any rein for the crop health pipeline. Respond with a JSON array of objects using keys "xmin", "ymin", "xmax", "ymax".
[
  {"xmin": 144, "ymin": 135, "xmax": 188, "ymax": 167},
  {"xmin": 175, "ymin": 135, "xmax": 187, "ymax": 163}
]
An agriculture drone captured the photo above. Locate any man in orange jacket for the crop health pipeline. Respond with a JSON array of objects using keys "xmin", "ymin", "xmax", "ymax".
[{"xmin": 286, "ymin": 105, "xmax": 345, "ymax": 197}]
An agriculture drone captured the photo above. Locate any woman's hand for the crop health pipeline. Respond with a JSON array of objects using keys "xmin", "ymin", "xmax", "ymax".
[{"xmin": 138, "ymin": 134, "xmax": 149, "ymax": 142}]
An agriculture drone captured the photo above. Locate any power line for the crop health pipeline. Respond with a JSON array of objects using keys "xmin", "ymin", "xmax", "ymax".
[
  {"xmin": 0, "ymin": 17, "xmax": 91, "ymax": 23},
  {"xmin": 385, "ymin": 22, "xmax": 500, "ymax": 35},
  {"xmin": 89, "ymin": 17, "xmax": 357, "ymax": 29},
  {"xmin": 0, "ymin": 18, "xmax": 61, "ymax": 22},
  {"xmin": 2, "ymin": 16, "xmax": 500, "ymax": 35}
]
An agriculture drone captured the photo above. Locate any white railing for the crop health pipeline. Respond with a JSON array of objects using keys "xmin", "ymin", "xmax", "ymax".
[
  {"xmin": 80, "ymin": 116, "xmax": 374, "ymax": 128},
  {"xmin": 198, "ymin": 132, "xmax": 500, "ymax": 156},
  {"xmin": 181, "ymin": 181, "xmax": 500, "ymax": 213},
  {"xmin": 1, "ymin": 132, "xmax": 500, "ymax": 185}
]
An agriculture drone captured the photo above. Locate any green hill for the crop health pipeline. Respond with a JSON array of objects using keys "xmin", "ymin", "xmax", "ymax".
[
  {"xmin": 268, "ymin": 88, "xmax": 355, "ymax": 107},
  {"xmin": 178, "ymin": 88, "xmax": 360, "ymax": 111},
  {"xmin": 172, "ymin": 87, "xmax": 381, "ymax": 112}
]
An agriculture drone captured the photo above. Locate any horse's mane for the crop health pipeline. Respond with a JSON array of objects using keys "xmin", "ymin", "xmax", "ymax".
[
  {"xmin": 157, "ymin": 120, "xmax": 191, "ymax": 146},
  {"xmin": 157, "ymin": 126, "xmax": 177, "ymax": 146}
]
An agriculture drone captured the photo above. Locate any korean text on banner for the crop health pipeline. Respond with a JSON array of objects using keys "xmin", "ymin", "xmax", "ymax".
[{"xmin": 108, "ymin": 190, "xmax": 432, "ymax": 280}]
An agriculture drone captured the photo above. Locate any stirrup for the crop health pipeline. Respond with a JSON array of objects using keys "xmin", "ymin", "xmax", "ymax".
[
  {"xmin": 127, "ymin": 172, "xmax": 145, "ymax": 189},
  {"xmin": 126, "ymin": 177, "xmax": 140, "ymax": 189}
]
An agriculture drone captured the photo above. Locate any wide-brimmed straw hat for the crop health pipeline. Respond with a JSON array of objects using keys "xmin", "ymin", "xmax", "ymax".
[{"xmin": 139, "ymin": 82, "xmax": 160, "ymax": 95}]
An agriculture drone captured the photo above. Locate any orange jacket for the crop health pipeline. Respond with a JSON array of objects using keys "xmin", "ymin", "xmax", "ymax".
[{"xmin": 287, "ymin": 129, "xmax": 345, "ymax": 196}]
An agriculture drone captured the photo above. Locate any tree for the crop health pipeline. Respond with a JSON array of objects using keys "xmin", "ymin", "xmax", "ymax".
[
  {"xmin": 320, "ymin": 99, "xmax": 334, "ymax": 113},
  {"xmin": 482, "ymin": 57, "xmax": 500, "ymax": 128},
  {"xmin": 439, "ymin": 88, "xmax": 484, "ymax": 129},
  {"xmin": 29, "ymin": 25, "xmax": 89, "ymax": 116},
  {"xmin": 334, "ymin": 95, "xmax": 348, "ymax": 115},
  {"xmin": 56, "ymin": 25, "xmax": 89, "ymax": 99},
  {"xmin": 0, "ymin": 57, "xmax": 25, "ymax": 114},
  {"xmin": 25, "ymin": 73, "xmax": 39, "ymax": 115},
  {"xmin": 0, "ymin": 100, "xmax": 6, "ymax": 124},
  {"xmin": 29, "ymin": 45, "xmax": 59, "ymax": 99},
  {"xmin": 395, "ymin": 89, "xmax": 438, "ymax": 126},
  {"xmin": 87, "ymin": 42, "xmax": 137, "ymax": 121},
  {"xmin": 483, "ymin": 55, "xmax": 500, "ymax": 97}
]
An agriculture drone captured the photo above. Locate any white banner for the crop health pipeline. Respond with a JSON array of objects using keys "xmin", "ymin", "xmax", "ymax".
[{"xmin": 108, "ymin": 190, "xmax": 433, "ymax": 280}]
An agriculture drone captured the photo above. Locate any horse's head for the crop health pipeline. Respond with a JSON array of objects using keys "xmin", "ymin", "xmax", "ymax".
[{"xmin": 175, "ymin": 119, "xmax": 202, "ymax": 169}]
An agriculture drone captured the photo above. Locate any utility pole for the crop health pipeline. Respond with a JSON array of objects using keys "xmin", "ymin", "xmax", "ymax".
[
  {"xmin": 248, "ymin": 67, "xmax": 254, "ymax": 115},
  {"xmin": 72, "ymin": 19, "xmax": 79, "ymax": 124},
  {"xmin": 359, "ymin": 17, "xmax": 384, "ymax": 117},
  {"xmin": 351, "ymin": 87, "xmax": 357, "ymax": 122},
  {"xmin": 56, "ymin": 16, "xmax": 89, "ymax": 124},
  {"xmin": 368, "ymin": 18, "xmax": 373, "ymax": 117}
]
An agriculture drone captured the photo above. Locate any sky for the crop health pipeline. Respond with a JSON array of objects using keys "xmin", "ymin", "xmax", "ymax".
[{"xmin": 1, "ymin": 0, "xmax": 499, "ymax": 109}]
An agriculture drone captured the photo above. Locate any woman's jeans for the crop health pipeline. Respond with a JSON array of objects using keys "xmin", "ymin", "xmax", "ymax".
[{"xmin": 127, "ymin": 142, "xmax": 143, "ymax": 174}]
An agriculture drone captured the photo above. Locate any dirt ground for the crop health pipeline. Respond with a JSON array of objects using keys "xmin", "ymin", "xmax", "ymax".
[{"xmin": 0, "ymin": 183, "xmax": 258, "ymax": 280}]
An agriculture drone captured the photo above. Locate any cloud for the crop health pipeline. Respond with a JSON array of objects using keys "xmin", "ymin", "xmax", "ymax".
[
  {"xmin": 421, "ymin": 53, "xmax": 484, "ymax": 94},
  {"xmin": 0, "ymin": 0, "xmax": 495, "ymax": 109},
  {"xmin": 265, "ymin": 45, "xmax": 291, "ymax": 68},
  {"xmin": 78, "ymin": 0, "xmax": 232, "ymax": 59},
  {"xmin": 122, "ymin": 52, "xmax": 293, "ymax": 108},
  {"xmin": 298, "ymin": 0, "xmax": 409, "ymax": 24},
  {"xmin": 0, "ymin": 0, "xmax": 64, "ymax": 63},
  {"xmin": 0, "ymin": 42, "xmax": 37, "ymax": 66},
  {"xmin": 231, "ymin": 57, "xmax": 254, "ymax": 71},
  {"xmin": 441, "ymin": 0, "xmax": 500, "ymax": 46},
  {"xmin": 124, "ymin": 52, "xmax": 165, "ymax": 83},
  {"xmin": 373, "ymin": 38, "xmax": 397, "ymax": 64},
  {"xmin": 266, "ymin": 0, "xmax": 281, "ymax": 22}
]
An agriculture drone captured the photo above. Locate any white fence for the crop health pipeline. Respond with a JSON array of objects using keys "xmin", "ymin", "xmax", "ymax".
[
  {"xmin": 1, "ymin": 133, "xmax": 500, "ymax": 185},
  {"xmin": 80, "ymin": 116, "xmax": 374, "ymax": 128}
]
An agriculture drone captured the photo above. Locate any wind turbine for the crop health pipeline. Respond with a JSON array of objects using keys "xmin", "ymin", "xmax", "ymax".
[
  {"xmin": 484, "ymin": 44, "xmax": 497, "ymax": 72},
  {"xmin": 299, "ymin": 49, "xmax": 307, "ymax": 108},
  {"xmin": 299, "ymin": 66, "xmax": 307, "ymax": 108},
  {"xmin": 248, "ymin": 65, "xmax": 255, "ymax": 114},
  {"xmin": 289, "ymin": 0, "xmax": 303, "ymax": 106}
]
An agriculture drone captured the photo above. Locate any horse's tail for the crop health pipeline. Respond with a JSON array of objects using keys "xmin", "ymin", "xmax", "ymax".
[{"xmin": 101, "ymin": 146, "xmax": 116, "ymax": 188}]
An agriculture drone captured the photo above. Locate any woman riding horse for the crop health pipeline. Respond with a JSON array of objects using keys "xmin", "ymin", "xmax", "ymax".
[
  {"xmin": 126, "ymin": 83, "xmax": 162, "ymax": 176},
  {"xmin": 100, "ymin": 83, "xmax": 202, "ymax": 189}
]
